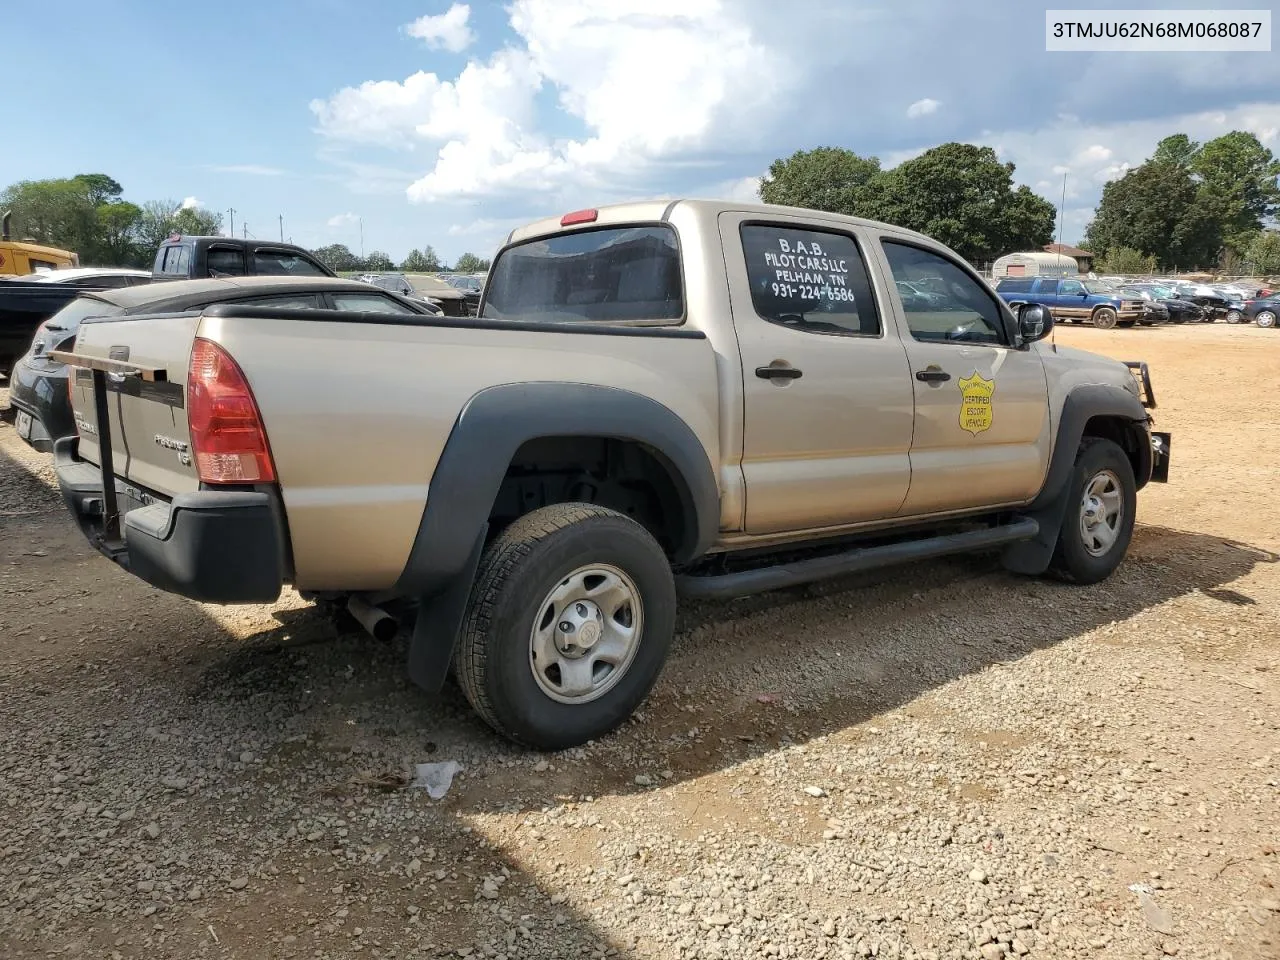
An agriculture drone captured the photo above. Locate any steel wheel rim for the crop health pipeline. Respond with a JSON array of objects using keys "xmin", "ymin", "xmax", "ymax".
[
  {"xmin": 528, "ymin": 563, "xmax": 644, "ymax": 705},
  {"xmin": 1094, "ymin": 310, "xmax": 1116, "ymax": 329},
  {"xmin": 1258, "ymin": 311, "xmax": 1277, "ymax": 328},
  {"xmin": 1079, "ymin": 469, "xmax": 1124, "ymax": 557}
]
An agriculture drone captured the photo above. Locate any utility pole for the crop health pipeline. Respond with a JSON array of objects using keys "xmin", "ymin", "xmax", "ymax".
[
  {"xmin": 359, "ymin": 217, "xmax": 364, "ymax": 260},
  {"xmin": 243, "ymin": 223, "xmax": 248, "ymax": 240},
  {"xmin": 227, "ymin": 208, "xmax": 236, "ymax": 238},
  {"xmin": 278, "ymin": 214, "xmax": 284, "ymax": 242},
  {"xmin": 1056, "ymin": 171, "xmax": 1068, "ymax": 271}
]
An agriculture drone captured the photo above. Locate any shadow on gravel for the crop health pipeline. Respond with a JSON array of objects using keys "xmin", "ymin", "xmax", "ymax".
[{"xmin": 190, "ymin": 521, "xmax": 1277, "ymax": 811}]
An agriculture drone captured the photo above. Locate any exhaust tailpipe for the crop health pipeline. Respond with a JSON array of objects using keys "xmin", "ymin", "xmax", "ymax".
[
  {"xmin": 347, "ymin": 595, "xmax": 399, "ymax": 643},
  {"xmin": 1, "ymin": 210, "xmax": 10, "ymax": 241}
]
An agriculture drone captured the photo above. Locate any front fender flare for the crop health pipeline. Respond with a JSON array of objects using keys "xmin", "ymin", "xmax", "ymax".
[{"xmin": 1004, "ymin": 384, "xmax": 1150, "ymax": 576}]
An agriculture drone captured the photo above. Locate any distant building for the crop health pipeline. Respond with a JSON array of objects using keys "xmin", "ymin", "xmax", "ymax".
[
  {"xmin": 1043, "ymin": 243, "xmax": 1095, "ymax": 274},
  {"xmin": 991, "ymin": 250, "xmax": 1081, "ymax": 279}
]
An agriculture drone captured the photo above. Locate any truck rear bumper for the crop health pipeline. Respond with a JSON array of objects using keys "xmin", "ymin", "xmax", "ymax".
[{"xmin": 55, "ymin": 438, "xmax": 285, "ymax": 604}]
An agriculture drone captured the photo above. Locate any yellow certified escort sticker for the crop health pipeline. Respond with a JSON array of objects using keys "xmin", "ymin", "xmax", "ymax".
[{"xmin": 958, "ymin": 372, "xmax": 995, "ymax": 435}]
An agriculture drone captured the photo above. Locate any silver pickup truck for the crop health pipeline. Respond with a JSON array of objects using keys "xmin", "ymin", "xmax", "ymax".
[{"xmin": 53, "ymin": 199, "xmax": 1170, "ymax": 749}]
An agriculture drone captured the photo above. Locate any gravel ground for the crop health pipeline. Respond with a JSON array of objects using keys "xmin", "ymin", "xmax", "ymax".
[{"xmin": 1, "ymin": 323, "xmax": 1278, "ymax": 960}]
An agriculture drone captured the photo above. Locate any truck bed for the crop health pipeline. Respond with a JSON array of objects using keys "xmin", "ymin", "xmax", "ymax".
[{"xmin": 66, "ymin": 305, "xmax": 722, "ymax": 592}]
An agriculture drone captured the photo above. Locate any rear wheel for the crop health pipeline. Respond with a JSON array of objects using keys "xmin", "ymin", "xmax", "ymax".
[
  {"xmin": 1226, "ymin": 309, "xmax": 1243, "ymax": 324},
  {"xmin": 1092, "ymin": 307, "xmax": 1118, "ymax": 329},
  {"xmin": 1257, "ymin": 310, "xmax": 1277, "ymax": 329},
  {"xmin": 1048, "ymin": 438, "xmax": 1137, "ymax": 585},
  {"xmin": 454, "ymin": 503, "xmax": 676, "ymax": 750}
]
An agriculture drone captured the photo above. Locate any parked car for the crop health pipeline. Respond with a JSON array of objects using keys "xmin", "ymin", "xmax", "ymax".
[
  {"xmin": 1169, "ymin": 283, "xmax": 1228, "ymax": 320},
  {"xmin": 1242, "ymin": 294, "xmax": 1280, "ymax": 328},
  {"xmin": 995, "ymin": 276, "xmax": 1147, "ymax": 329},
  {"xmin": 439, "ymin": 273, "xmax": 484, "ymax": 294},
  {"xmin": 1114, "ymin": 286, "xmax": 1170, "ymax": 325},
  {"xmin": 6, "ymin": 276, "xmax": 440, "ymax": 451},
  {"xmin": 0, "ymin": 268, "xmax": 153, "ymax": 376},
  {"xmin": 1124, "ymin": 284, "xmax": 1206, "ymax": 324},
  {"xmin": 54, "ymin": 199, "xmax": 1169, "ymax": 749},
  {"xmin": 356, "ymin": 273, "xmax": 445, "ymax": 315},
  {"xmin": 152, "ymin": 235, "xmax": 335, "ymax": 281}
]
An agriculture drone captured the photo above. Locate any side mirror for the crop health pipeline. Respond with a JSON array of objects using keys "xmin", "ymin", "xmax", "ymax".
[{"xmin": 1019, "ymin": 304, "xmax": 1053, "ymax": 343}]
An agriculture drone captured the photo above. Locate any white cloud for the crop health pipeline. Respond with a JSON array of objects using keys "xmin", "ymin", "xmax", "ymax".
[
  {"xmin": 906, "ymin": 98, "xmax": 940, "ymax": 119},
  {"xmin": 312, "ymin": 0, "xmax": 778, "ymax": 203},
  {"xmin": 209, "ymin": 164, "xmax": 285, "ymax": 176},
  {"xmin": 1051, "ymin": 164, "xmax": 1071, "ymax": 175},
  {"xmin": 1077, "ymin": 144, "xmax": 1112, "ymax": 163},
  {"xmin": 180, "ymin": 197, "xmax": 204, "ymax": 210},
  {"xmin": 406, "ymin": 3, "xmax": 475, "ymax": 53},
  {"xmin": 327, "ymin": 212, "xmax": 359, "ymax": 227}
]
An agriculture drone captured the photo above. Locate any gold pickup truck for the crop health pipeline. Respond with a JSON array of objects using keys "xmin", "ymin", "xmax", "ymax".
[{"xmin": 53, "ymin": 200, "xmax": 1170, "ymax": 749}]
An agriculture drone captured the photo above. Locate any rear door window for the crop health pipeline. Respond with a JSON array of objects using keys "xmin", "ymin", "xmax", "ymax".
[
  {"xmin": 1037, "ymin": 279, "xmax": 1060, "ymax": 294},
  {"xmin": 329, "ymin": 292, "xmax": 420, "ymax": 314},
  {"xmin": 252, "ymin": 249, "xmax": 327, "ymax": 276},
  {"xmin": 739, "ymin": 224, "xmax": 880, "ymax": 336},
  {"xmin": 234, "ymin": 294, "xmax": 324, "ymax": 309},
  {"xmin": 482, "ymin": 225, "xmax": 682, "ymax": 323},
  {"xmin": 208, "ymin": 247, "xmax": 247, "ymax": 277}
]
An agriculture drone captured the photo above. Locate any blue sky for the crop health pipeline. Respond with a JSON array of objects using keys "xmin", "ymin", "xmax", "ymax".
[{"xmin": 4, "ymin": 1, "xmax": 1278, "ymax": 263}]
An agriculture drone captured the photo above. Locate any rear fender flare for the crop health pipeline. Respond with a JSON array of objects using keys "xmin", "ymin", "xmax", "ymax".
[{"xmin": 393, "ymin": 382, "xmax": 719, "ymax": 691}]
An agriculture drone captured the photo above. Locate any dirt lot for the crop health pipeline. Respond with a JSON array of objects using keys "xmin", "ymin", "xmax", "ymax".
[{"xmin": 1, "ymin": 323, "xmax": 1278, "ymax": 960}]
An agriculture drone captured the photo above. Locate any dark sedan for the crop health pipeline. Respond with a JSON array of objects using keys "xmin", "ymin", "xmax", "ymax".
[
  {"xmin": 1126, "ymin": 284, "xmax": 1207, "ymax": 323},
  {"xmin": 1243, "ymin": 295, "xmax": 1280, "ymax": 328},
  {"xmin": 6, "ymin": 275, "xmax": 441, "ymax": 451}
]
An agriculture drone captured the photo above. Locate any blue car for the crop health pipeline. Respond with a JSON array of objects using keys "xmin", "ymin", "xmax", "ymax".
[{"xmin": 995, "ymin": 277, "xmax": 1148, "ymax": 329}]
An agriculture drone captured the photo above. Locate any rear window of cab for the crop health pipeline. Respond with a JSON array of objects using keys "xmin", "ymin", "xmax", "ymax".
[{"xmin": 481, "ymin": 225, "xmax": 683, "ymax": 324}]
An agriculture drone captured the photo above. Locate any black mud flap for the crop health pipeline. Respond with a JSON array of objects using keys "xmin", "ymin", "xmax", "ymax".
[
  {"xmin": 406, "ymin": 526, "xmax": 487, "ymax": 693},
  {"xmin": 1151, "ymin": 431, "xmax": 1171, "ymax": 483}
]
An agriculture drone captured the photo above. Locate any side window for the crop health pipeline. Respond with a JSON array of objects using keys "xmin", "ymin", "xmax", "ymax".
[
  {"xmin": 997, "ymin": 279, "xmax": 1033, "ymax": 293},
  {"xmin": 1037, "ymin": 279, "xmax": 1059, "ymax": 294},
  {"xmin": 881, "ymin": 241, "xmax": 1007, "ymax": 345},
  {"xmin": 1059, "ymin": 279, "xmax": 1083, "ymax": 296},
  {"xmin": 234, "ymin": 294, "xmax": 323, "ymax": 309},
  {"xmin": 207, "ymin": 247, "xmax": 246, "ymax": 277},
  {"xmin": 739, "ymin": 224, "xmax": 880, "ymax": 336},
  {"xmin": 329, "ymin": 293, "xmax": 419, "ymax": 315},
  {"xmin": 164, "ymin": 245, "xmax": 190, "ymax": 276},
  {"xmin": 252, "ymin": 250, "xmax": 327, "ymax": 276}
]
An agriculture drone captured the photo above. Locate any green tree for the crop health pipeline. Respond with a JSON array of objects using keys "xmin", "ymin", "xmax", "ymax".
[
  {"xmin": 171, "ymin": 205, "xmax": 223, "ymax": 237},
  {"xmin": 1151, "ymin": 134, "xmax": 1200, "ymax": 169},
  {"xmin": 1085, "ymin": 162, "xmax": 1221, "ymax": 270},
  {"xmin": 310, "ymin": 243, "xmax": 361, "ymax": 272},
  {"xmin": 364, "ymin": 250, "xmax": 394, "ymax": 272},
  {"xmin": 453, "ymin": 252, "xmax": 490, "ymax": 272},
  {"xmin": 1191, "ymin": 131, "xmax": 1280, "ymax": 252},
  {"xmin": 863, "ymin": 143, "xmax": 1056, "ymax": 262},
  {"xmin": 758, "ymin": 147, "xmax": 882, "ymax": 214},
  {"xmin": 1246, "ymin": 231, "xmax": 1280, "ymax": 275},
  {"xmin": 1098, "ymin": 246, "xmax": 1157, "ymax": 274},
  {"xmin": 400, "ymin": 248, "xmax": 429, "ymax": 272},
  {"xmin": 96, "ymin": 201, "xmax": 143, "ymax": 265}
]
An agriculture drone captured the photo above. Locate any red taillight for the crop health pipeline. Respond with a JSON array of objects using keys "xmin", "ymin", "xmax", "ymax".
[
  {"xmin": 187, "ymin": 338, "xmax": 275, "ymax": 484},
  {"xmin": 560, "ymin": 208, "xmax": 598, "ymax": 226}
]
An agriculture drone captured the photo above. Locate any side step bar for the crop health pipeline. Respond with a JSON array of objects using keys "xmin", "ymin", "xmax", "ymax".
[{"xmin": 675, "ymin": 518, "xmax": 1040, "ymax": 601}]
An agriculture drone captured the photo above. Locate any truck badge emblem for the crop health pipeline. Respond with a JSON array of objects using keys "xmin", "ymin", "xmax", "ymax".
[{"xmin": 958, "ymin": 372, "xmax": 995, "ymax": 436}]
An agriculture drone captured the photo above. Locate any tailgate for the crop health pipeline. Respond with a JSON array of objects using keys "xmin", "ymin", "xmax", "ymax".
[{"xmin": 66, "ymin": 314, "xmax": 202, "ymax": 498}]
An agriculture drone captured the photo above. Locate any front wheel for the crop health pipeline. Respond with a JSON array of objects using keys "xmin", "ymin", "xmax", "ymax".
[
  {"xmin": 1048, "ymin": 438, "xmax": 1137, "ymax": 585},
  {"xmin": 1092, "ymin": 307, "xmax": 1118, "ymax": 329},
  {"xmin": 1226, "ymin": 309, "xmax": 1243, "ymax": 324},
  {"xmin": 454, "ymin": 503, "xmax": 676, "ymax": 750},
  {"xmin": 1257, "ymin": 310, "xmax": 1277, "ymax": 329}
]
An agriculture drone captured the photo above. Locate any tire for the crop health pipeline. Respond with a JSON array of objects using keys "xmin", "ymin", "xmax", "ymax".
[
  {"xmin": 1226, "ymin": 310, "xmax": 1242, "ymax": 324},
  {"xmin": 454, "ymin": 503, "xmax": 676, "ymax": 750},
  {"xmin": 1257, "ymin": 310, "xmax": 1277, "ymax": 329},
  {"xmin": 1047, "ymin": 437, "xmax": 1137, "ymax": 585},
  {"xmin": 1092, "ymin": 307, "xmax": 1118, "ymax": 329}
]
